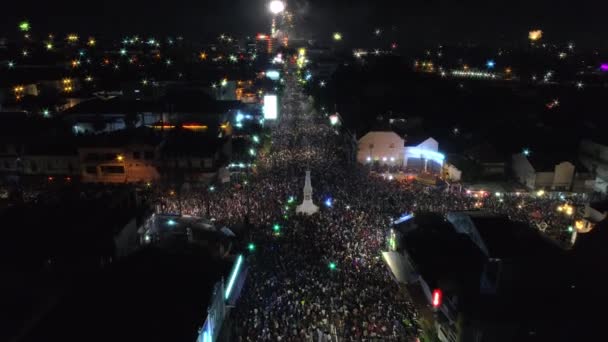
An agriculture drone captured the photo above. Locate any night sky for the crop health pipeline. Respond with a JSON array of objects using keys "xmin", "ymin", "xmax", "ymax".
[{"xmin": 2, "ymin": 0, "xmax": 607, "ymax": 47}]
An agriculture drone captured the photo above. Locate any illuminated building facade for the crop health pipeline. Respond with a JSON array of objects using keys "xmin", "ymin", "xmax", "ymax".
[
  {"xmin": 404, "ymin": 137, "xmax": 444, "ymax": 173},
  {"xmin": 357, "ymin": 131, "xmax": 405, "ymax": 165}
]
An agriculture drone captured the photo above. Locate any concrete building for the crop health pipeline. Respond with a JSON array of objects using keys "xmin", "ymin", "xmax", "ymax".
[
  {"xmin": 511, "ymin": 152, "xmax": 590, "ymax": 191},
  {"xmin": 357, "ymin": 131, "xmax": 404, "ymax": 165},
  {"xmin": 579, "ymin": 139, "xmax": 608, "ymax": 195},
  {"xmin": 77, "ymin": 129, "xmax": 162, "ymax": 183},
  {"xmin": 384, "ymin": 212, "xmax": 574, "ymax": 342},
  {"xmin": 404, "ymin": 137, "xmax": 444, "ymax": 173}
]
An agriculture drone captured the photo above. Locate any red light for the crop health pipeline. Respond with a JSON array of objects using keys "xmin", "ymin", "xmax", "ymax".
[
  {"xmin": 65, "ymin": 176, "xmax": 71, "ymax": 182},
  {"xmin": 432, "ymin": 289, "xmax": 442, "ymax": 308},
  {"xmin": 47, "ymin": 176, "xmax": 54, "ymax": 182}
]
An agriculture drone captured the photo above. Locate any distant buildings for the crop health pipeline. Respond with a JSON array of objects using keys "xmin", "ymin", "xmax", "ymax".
[
  {"xmin": 512, "ymin": 152, "xmax": 592, "ymax": 192},
  {"xmin": 579, "ymin": 139, "xmax": 608, "ymax": 196}
]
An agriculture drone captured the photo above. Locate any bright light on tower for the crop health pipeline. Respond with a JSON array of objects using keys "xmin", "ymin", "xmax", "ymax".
[{"xmin": 269, "ymin": 0, "xmax": 285, "ymax": 14}]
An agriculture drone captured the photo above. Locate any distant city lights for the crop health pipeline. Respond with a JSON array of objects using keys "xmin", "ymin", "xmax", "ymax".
[
  {"xmin": 451, "ymin": 70, "xmax": 497, "ymax": 79},
  {"xmin": 528, "ymin": 29, "xmax": 543, "ymax": 42}
]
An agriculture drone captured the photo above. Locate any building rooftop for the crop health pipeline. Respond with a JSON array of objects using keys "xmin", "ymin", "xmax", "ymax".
[
  {"xmin": 62, "ymin": 93, "xmax": 242, "ymax": 116},
  {"xmin": 76, "ymin": 127, "xmax": 162, "ymax": 148}
]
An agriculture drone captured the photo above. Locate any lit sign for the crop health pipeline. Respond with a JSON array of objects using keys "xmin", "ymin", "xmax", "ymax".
[
  {"xmin": 225, "ymin": 254, "xmax": 243, "ymax": 300},
  {"xmin": 266, "ymin": 70, "xmax": 280, "ymax": 80},
  {"xmin": 406, "ymin": 147, "xmax": 445, "ymax": 165},
  {"xmin": 263, "ymin": 95, "xmax": 278, "ymax": 120},
  {"xmin": 432, "ymin": 289, "xmax": 442, "ymax": 308},
  {"xmin": 393, "ymin": 213, "xmax": 414, "ymax": 225}
]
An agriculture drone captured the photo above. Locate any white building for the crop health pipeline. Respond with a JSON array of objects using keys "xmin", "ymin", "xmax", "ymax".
[
  {"xmin": 357, "ymin": 131, "xmax": 405, "ymax": 165},
  {"xmin": 512, "ymin": 153, "xmax": 577, "ymax": 191},
  {"xmin": 404, "ymin": 137, "xmax": 444, "ymax": 173},
  {"xmin": 579, "ymin": 139, "xmax": 608, "ymax": 195}
]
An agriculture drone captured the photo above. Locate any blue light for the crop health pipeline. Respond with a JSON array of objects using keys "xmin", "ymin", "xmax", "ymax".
[
  {"xmin": 324, "ymin": 198, "xmax": 333, "ymax": 207},
  {"xmin": 235, "ymin": 112, "xmax": 244, "ymax": 122},
  {"xmin": 266, "ymin": 70, "xmax": 280, "ymax": 80},
  {"xmin": 393, "ymin": 213, "xmax": 414, "ymax": 225},
  {"xmin": 305, "ymin": 73, "xmax": 312, "ymax": 80},
  {"xmin": 405, "ymin": 147, "xmax": 445, "ymax": 165},
  {"xmin": 167, "ymin": 219, "xmax": 177, "ymax": 226},
  {"xmin": 486, "ymin": 60, "xmax": 496, "ymax": 69},
  {"xmin": 225, "ymin": 254, "xmax": 243, "ymax": 300}
]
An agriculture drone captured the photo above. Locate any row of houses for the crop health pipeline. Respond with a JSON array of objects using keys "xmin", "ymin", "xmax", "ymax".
[
  {"xmin": 0, "ymin": 116, "xmax": 230, "ymax": 184},
  {"xmin": 356, "ymin": 130, "xmax": 604, "ymax": 194}
]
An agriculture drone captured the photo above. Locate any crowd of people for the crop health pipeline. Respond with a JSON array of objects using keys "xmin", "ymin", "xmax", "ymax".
[{"xmin": 151, "ymin": 73, "xmax": 586, "ymax": 340}]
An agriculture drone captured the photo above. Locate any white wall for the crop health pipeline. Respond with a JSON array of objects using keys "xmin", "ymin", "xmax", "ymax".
[
  {"xmin": 553, "ymin": 161, "xmax": 575, "ymax": 190},
  {"xmin": 416, "ymin": 137, "xmax": 439, "ymax": 152},
  {"xmin": 444, "ymin": 163, "xmax": 462, "ymax": 182},
  {"xmin": 357, "ymin": 131, "xmax": 404, "ymax": 165},
  {"xmin": 512, "ymin": 153, "xmax": 536, "ymax": 189}
]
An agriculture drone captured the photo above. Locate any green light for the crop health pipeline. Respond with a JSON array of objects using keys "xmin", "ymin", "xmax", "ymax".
[
  {"xmin": 247, "ymin": 243, "xmax": 256, "ymax": 252},
  {"xmin": 568, "ymin": 226, "xmax": 573, "ymax": 233},
  {"xmin": 273, "ymin": 224, "xmax": 280, "ymax": 232},
  {"xmin": 252, "ymin": 135, "xmax": 260, "ymax": 143},
  {"xmin": 19, "ymin": 21, "xmax": 30, "ymax": 32},
  {"xmin": 287, "ymin": 196, "xmax": 295, "ymax": 204},
  {"xmin": 329, "ymin": 262, "xmax": 337, "ymax": 270}
]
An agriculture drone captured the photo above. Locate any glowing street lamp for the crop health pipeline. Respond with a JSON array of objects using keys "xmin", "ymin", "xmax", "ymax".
[
  {"xmin": 269, "ymin": 0, "xmax": 285, "ymax": 14},
  {"xmin": 333, "ymin": 32, "xmax": 343, "ymax": 41},
  {"xmin": 523, "ymin": 148, "xmax": 531, "ymax": 157},
  {"xmin": 247, "ymin": 243, "xmax": 256, "ymax": 252},
  {"xmin": 273, "ymin": 223, "xmax": 281, "ymax": 232},
  {"xmin": 529, "ymin": 30, "xmax": 543, "ymax": 42},
  {"xmin": 328, "ymin": 262, "xmax": 337, "ymax": 270},
  {"xmin": 486, "ymin": 60, "xmax": 496, "ymax": 69}
]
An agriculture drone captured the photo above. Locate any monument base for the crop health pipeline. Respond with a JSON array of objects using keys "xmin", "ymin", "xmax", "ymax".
[{"xmin": 296, "ymin": 200, "xmax": 319, "ymax": 215}]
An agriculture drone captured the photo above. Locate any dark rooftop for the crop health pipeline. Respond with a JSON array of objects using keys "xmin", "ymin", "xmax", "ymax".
[
  {"xmin": 23, "ymin": 245, "xmax": 232, "ymax": 342},
  {"xmin": 468, "ymin": 214, "xmax": 564, "ymax": 259}
]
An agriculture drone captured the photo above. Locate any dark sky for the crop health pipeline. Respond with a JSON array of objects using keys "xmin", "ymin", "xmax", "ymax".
[{"xmin": 2, "ymin": 0, "xmax": 607, "ymax": 47}]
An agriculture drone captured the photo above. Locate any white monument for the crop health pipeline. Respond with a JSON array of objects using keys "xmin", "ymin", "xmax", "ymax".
[{"xmin": 296, "ymin": 171, "xmax": 319, "ymax": 215}]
